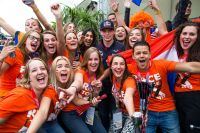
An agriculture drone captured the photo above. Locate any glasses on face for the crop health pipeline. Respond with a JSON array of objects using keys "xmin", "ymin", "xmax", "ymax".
[{"xmin": 28, "ymin": 35, "xmax": 41, "ymax": 42}]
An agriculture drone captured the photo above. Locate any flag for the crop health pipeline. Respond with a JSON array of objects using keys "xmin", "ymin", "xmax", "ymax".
[
  {"xmin": 132, "ymin": 0, "xmax": 142, "ymax": 6},
  {"xmin": 107, "ymin": 29, "xmax": 178, "ymax": 65}
]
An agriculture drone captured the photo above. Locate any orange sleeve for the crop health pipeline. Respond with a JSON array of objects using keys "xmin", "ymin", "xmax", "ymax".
[
  {"xmin": 123, "ymin": 77, "xmax": 136, "ymax": 91},
  {"xmin": 159, "ymin": 60, "xmax": 176, "ymax": 72},
  {"xmin": 0, "ymin": 88, "xmax": 36, "ymax": 118}
]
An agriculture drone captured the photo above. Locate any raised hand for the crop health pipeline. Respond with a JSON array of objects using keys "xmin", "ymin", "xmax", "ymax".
[
  {"xmin": 22, "ymin": 0, "xmax": 34, "ymax": 6},
  {"xmin": 148, "ymin": 0, "xmax": 160, "ymax": 11},
  {"xmin": 0, "ymin": 42, "xmax": 15, "ymax": 61},
  {"xmin": 111, "ymin": 1, "xmax": 119, "ymax": 12},
  {"xmin": 51, "ymin": 3, "xmax": 62, "ymax": 19},
  {"xmin": 124, "ymin": 0, "xmax": 131, "ymax": 8}
]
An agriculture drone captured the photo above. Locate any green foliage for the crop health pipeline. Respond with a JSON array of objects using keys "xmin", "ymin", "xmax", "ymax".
[{"xmin": 51, "ymin": 4, "xmax": 105, "ymax": 39}]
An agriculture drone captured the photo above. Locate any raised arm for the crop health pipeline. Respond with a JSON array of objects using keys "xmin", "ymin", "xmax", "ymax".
[
  {"xmin": 148, "ymin": 0, "xmax": 168, "ymax": 35},
  {"xmin": 111, "ymin": 0, "xmax": 130, "ymax": 32},
  {"xmin": 22, "ymin": 0, "xmax": 54, "ymax": 31},
  {"xmin": 0, "ymin": 17, "xmax": 16, "ymax": 37},
  {"xmin": 172, "ymin": 0, "xmax": 189, "ymax": 29},
  {"xmin": 124, "ymin": 0, "xmax": 131, "ymax": 27},
  {"xmin": 51, "ymin": 3, "xmax": 66, "ymax": 55},
  {"xmin": 26, "ymin": 97, "xmax": 51, "ymax": 133}
]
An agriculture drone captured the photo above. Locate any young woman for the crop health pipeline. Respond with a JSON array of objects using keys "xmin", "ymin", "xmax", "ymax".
[
  {"xmin": 0, "ymin": 58, "xmax": 50, "ymax": 132},
  {"xmin": 115, "ymin": 26, "xmax": 128, "ymax": 46},
  {"xmin": 79, "ymin": 28, "xmax": 97, "ymax": 56},
  {"xmin": 109, "ymin": 54, "xmax": 139, "ymax": 132},
  {"xmin": 27, "ymin": 56, "xmax": 76, "ymax": 133},
  {"xmin": 174, "ymin": 22, "xmax": 200, "ymax": 133},
  {"xmin": 59, "ymin": 47, "xmax": 107, "ymax": 133},
  {"xmin": 51, "ymin": 3, "xmax": 81, "ymax": 70},
  {"xmin": 42, "ymin": 30, "xmax": 60, "ymax": 66},
  {"xmin": 126, "ymin": 27, "xmax": 145, "ymax": 50},
  {"xmin": 0, "ymin": 30, "xmax": 44, "ymax": 97}
]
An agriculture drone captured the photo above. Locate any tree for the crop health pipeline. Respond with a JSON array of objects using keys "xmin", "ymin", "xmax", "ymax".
[{"xmin": 51, "ymin": 4, "xmax": 105, "ymax": 38}]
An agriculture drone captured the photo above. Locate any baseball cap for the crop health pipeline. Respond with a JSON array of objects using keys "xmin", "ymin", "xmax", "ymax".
[{"xmin": 100, "ymin": 20, "xmax": 114, "ymax": 30}]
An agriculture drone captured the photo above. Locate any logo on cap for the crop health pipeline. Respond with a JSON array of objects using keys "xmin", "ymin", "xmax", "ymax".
[{"xmin": 104, "ymin": 21, "xmax": 111, "ymax": 27}]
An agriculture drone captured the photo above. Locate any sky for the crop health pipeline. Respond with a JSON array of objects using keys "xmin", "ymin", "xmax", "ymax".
[{"xmin": 0, "ymin": 0, "xmax": 83, "ymax": 34}]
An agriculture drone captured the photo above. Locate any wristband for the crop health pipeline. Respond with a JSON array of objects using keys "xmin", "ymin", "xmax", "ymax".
[
  {"xmin": 33, "ymin": 8, "xmax": 39, "ymax": 14},
  {"xmin": 155, "ymin": 10, "xmax": 161, "ymax": 15}
]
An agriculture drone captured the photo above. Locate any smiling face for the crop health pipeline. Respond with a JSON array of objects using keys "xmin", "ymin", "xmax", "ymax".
[
  {"xmin": 115, "ymin": 27, "xmax": 126, "ymax": 42},
  {"xmin": 100, "ymin": 29, "xmax": 114, "ymax": 43},
  {"xmin": 133, "ymin": 45, "xmax": 151, "ymax": 72},
  {"xmin": 29, "ymin": 60, "xmax": 48, "ymax": 91},
  {"xmin": 55, "ymin": 59, "xmax": 71, "ymax": 84},
  {"xmin": 129, "ymin": 29, "xmax": 143, "ymax": 48},
  {"xmin": 179, "ymin": 26, "xmax": 197, "ymax": 54},
  {"xmin": 43, "ymin": 33, "xmax": 57, "ymax": 55},
  {"xmin": 87, "ymin": 51, "xmax": 100, "ymax": 74},
  {"xmin": 65, "ymin": 32, "xmax": 78, "ymax": 51},
  {"xmin": 25, "ymin": 19, "xmax": 42, "ymax": 33},
  {"xmin": 111, "ymin": 56, "xmax": 125, "ymax": 80},
  {"xmin": 84, "ymin": 31, "xmax": 94, "ymax": 47},
  {"xmin": 25, "ymin": 31, "xmax": 41, "ymax": 53}
]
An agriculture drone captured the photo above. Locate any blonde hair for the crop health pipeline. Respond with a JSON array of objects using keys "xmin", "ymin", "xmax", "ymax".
[
  {"xmin": 17, "ymin": 58, "xmax": 50, "ymax": 89},
  {"xmin": 50, "ymin": 56, "xmax": 74, "ymax": 89}
]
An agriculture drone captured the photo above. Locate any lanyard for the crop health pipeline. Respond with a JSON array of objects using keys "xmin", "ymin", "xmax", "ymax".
[
  {"xmin": 86, "ymin": 71, "xmax": 96, "ymax": 92},
  {"xmin": 31, "ymin": 89, "xmax": 40, "ymax": 108}
]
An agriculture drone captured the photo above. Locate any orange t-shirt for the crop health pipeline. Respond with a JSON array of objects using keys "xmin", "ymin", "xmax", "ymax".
[
  {"xmin": 62, "ymin": 68, "xmax": 95, "ymax": 112},
  {"xmin": 0, "ymin": 87, "xmax": 38, "ymax": 133},
  {"xmin": 0, "ymin": 48, "xmax": 24, "ymax": 96},
  {"xmin": 128, "ymin": 60, "xmax": 177, "ymax": 112},
  {"xmin": 175, "ymin": 74, "xmax": 200, "ymax": 92},
  {"xmin": 0, "ymin": 86, "xmax": 54, "ymax": 132},
  {"xmin": 112, "ymin": 77, "xmax": 140, "ymax": 113}
]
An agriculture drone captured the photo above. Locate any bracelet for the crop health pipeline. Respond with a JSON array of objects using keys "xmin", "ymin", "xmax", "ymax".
[
  {"xmin": 34, "ymin": 8, "xmax": 39, "ymax": 14},
  {"xmin": 155, "ymin": 10, "xmax": 161, "ymax": 15}
]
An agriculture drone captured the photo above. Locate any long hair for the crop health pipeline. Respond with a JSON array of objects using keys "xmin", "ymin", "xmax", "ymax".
[
  {"xmin": 17, "ymin": 30, "xmax": 46, "ymax": 63},
  {"xmin": 50, "ymin": 56, "xmax": 74, "ymax": 89},
  {"xmin": 64, "ymin": 31, "xmax": 80, "ymax": 63},
  {"xmin": 42, "ymin": 30, "xmax": 58, "ymax": 60},
  {"xmin": 114, "ymin": 26, "xmax": 128, "ymax": 46},
  {"xmin": 80, "ymin": 28, "xmax": 97, "ymax": 56},
  {"xmin": 81, "ymin": 47, "xmax": 103, "ymax": 78},
  {"xmin": 17, "ymin": 58, "xmax": 50, "ymax": 88},
  {"xmin": 126, "ymin": 27, "xmax": 145, "ymax": 50},
  {"xmin": 174, "ymin": 22, "xmax": 200, "ymax": 62},
  {"xmin": 109, "ymin": 54, "xmax": 133, "ymax": 90}
]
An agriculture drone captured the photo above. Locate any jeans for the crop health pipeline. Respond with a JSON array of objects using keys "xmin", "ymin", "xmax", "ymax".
[
  {"xmin": 60, "ymin": 110, "xmax": 107, "ymax": 133},
  {"xmin": 146, "ymin": 110, "xmax": 180, "ymax": 133},
  {"xmin": 37, "ymin": 119, "xmax": 65, "ymax": 133}
]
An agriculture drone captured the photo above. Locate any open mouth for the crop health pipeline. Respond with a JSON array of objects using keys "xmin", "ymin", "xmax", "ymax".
[
  {"xmin": 60, "ymin": 73, "xmax": 68, "ymax": 81},
  {"xmin": 37, "ymin": 76, "xmax": 45, "ymax": 84},
  {"xmin": 31, "ymin": 43, "xmax": 38, "ymax": 51}
]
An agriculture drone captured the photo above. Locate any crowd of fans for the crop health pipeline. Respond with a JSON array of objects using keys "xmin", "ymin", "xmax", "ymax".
[{"xmin": 0, "ymin": 0, "xmax": 199, "ymax": 133}]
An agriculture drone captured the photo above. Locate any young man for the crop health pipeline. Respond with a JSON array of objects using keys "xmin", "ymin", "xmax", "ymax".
[
  {"xmin": 96, "ymin": 20, "xmax": 125, "ymax": 131},
  {"xmin": 128, "ymin": 41, "xmax": 200, "ymax": 133}
]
